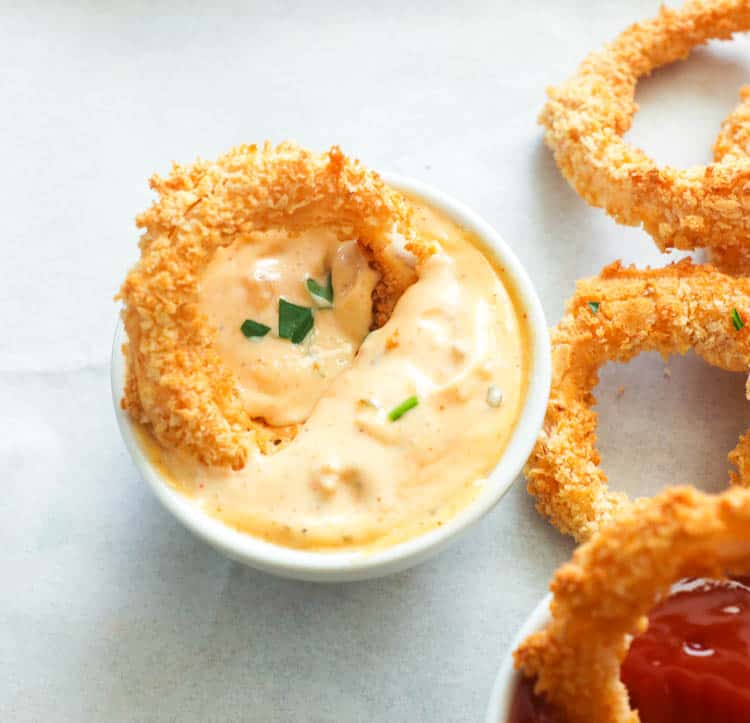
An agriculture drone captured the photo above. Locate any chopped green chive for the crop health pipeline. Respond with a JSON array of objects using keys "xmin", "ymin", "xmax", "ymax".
[
  {"xmin": 306, "ymin": 273, "xmax": 334, "ymax": 307},
  {"xmin": 732, "ymin": 308, "xmax": 745, "ymax": 331},
  {"xmin": 278, "ymin": 298, "xmax": 314, "ymax": 344},
  {"xmin": 388, "ymin": 395, "xmax": 419, "ymax": 422},
  {"xmin": 240, "ymin": 319, "xmax": 270, "ymax": 338},
  {"xmin": 588, "ymin": 301, "xmax": 600, "ymax": 314}
]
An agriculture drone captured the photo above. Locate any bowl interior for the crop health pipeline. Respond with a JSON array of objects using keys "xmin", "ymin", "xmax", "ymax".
[
  {"xmin": 111, "ymin": 172, "xmax": 552, "ymax": 582},
  {"xmin": 485, "ymin": 595, "xmax": 552, "ymax": 723}
]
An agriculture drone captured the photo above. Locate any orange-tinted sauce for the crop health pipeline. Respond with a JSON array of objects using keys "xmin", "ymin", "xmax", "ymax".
[
  {"xmin": 509, "ymin": 578, "xmax": 750, "ymax": 723},
  {"xmin": 153, "ymin": 200, "xmax": 530, "ymax": 550}
]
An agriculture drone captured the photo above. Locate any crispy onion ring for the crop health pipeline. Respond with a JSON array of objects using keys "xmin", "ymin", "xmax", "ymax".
[
  {"xmin": 540, "ymin": 0, "xmax": 750, "ymax": 253},
  {"xmin": 715, "ymin": 85, "xmax": 750, "ymax": 163},
  {"xmin": 711, "ymin": 86, "xmax": 750, "ymax": 273},
  {"xmin": 513, "ymin": 485, "xmax": 750, "ymax": 723},
  {"xmin": 524, "ymin": 259, "xmax": 750, "ymax": 541},
  {"xmin": 118, "ymin": 142, "xmax": 423, "ymax": 470}
]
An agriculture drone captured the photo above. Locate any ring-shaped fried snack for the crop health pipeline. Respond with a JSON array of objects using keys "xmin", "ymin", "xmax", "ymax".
[
  {"xmin": 514, "ymin": 485, "xmax": 750, "ymax": 723},
  {"xmin": 118, "ymin": 142, "xmax": 422, "ymax": 470},
  {"xmin": 540, "ymin": 0, "xmax": 750, "ymax": 253},
  {"xmin": 524, "ymin": 259, "xmax": 750, "ymax": 541},
  {"xmin": 711, "ymin": 86, "xmax": 750, "ymax": 273},
  {"xmin": 714, "ymin": 86, "xmax": 750, "ymax": 163}
]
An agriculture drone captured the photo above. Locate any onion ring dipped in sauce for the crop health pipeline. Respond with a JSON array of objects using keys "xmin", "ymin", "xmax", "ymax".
[
  {"xmin": 539, "ymin": 0, "xmax": 750, "ymax": 255},
  {"xmin": 118, "ymin": 143, "xmax": 531, "ymax": 550},
  {"xmin": 511, "ymin": 486, "xmax": 750, "ymax": 723},
  {"xmin": 118, "ymin": 142, "xmax": 420, "ymax": 470},
  {"xmin": 524, "ymin": 259, "xmax": 750, "ymax": 542},
  {"xmin": 509, "ymin": 576, "xmax": 750, "ymax": 722}
]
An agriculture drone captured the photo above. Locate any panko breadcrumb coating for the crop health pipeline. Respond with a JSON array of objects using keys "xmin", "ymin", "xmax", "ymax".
[
  {"xmin": 710, "ymin": 86, "xmax": 750, "ymax": 273},
  {"xmin": 514, "ymin": 485, "xmax": 750, "ymax": 723},
  {"xmin": 118, "ymin": 142, "xmax": 428, "ymax": 469},
  {"xmin": 714, "ymin": 85, "xmax": 750, "ymax": 162},
  {"xmin": 525, "ymin": 259, "xmax": 750, "ymax": 541},
  {"xmin": 540, "ymin": 0, "xmax": 750, "ymax": 253}
]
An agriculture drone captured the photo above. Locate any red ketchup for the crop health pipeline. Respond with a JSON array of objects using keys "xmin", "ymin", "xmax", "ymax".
[
  {"xmin": 508, "ymin": 578, "xmax": 750, "ymax": 723},
  {"xmin": 507, "ymin": 676, "xmax": 565, "ymax": 723}
]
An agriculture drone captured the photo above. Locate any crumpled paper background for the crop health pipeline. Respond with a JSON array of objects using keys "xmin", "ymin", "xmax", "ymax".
[{"xmin": 2, "ymin": 1, "xmax": 750, "ymax": 720}]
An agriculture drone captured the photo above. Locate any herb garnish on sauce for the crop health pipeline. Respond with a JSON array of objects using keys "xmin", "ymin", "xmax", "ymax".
[
  {"xmin": 388, "ymin": 396, "xmax": 419, "ymax": 422},
  {"xmin": 278, "ymin": 298, "xmax": 314, "ymax": 343},
  {"xmin": 306, "ymin": 273, "xmax": 334, "ymax": 307},
  {"xmin": 240, "ymin": 319, "xmax": 271, "ymax": 338}
]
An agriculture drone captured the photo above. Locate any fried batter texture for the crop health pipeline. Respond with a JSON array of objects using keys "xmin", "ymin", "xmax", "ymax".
[
  {"xmin": 118, "ymin": 142, "xmax": 424, "ymax": 470},
  {"xmin": 540, "ymin": 0, "xmax": 750, "ymax": 253},
  {"xmin": 524, "ymin": 259, "xmax": 750, "ymax": 541},
  {"xmin": 711, "ymin": 86, "xmax": 750, "ymax": 272},
  {"xmin": 715, "ymin": 85, "xmax": 750, "ymax": 163},
  {"xmin": 514, "ymin": 485, "xmax": 750, "ymax": 723}
]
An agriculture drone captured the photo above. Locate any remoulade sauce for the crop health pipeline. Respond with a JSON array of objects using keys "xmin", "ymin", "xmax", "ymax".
[{"xmin": 148, "ymin": 199, "xmax": 531, "ymax": 550}]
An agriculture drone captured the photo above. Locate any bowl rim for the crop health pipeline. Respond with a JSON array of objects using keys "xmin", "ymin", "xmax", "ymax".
[
  {"xmin": 110, "ymin": 171, "xmax": 551, "ymax": 582},
  {"xmin": 485, "ymin": 594, "xmax": 552, "ymax": 723}
]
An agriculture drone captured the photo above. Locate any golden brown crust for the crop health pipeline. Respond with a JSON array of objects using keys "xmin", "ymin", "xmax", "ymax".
[
  {"xmin": 715, "ymin": 85, "xmax": 750, "ymax": 162},
  {"xmin": 710, "ymin": 86, "xmax": 750, "ymax": 273},
  {"xmin": 524, "ymin": 259, "xmax": 750, "ymax": 541},
  {"xmin": 540, "ymin": 0, "xmax": 750, "ymax": 253},
  {"xmin": 708, "ymin": 243, "xmax": 750, "ymax": 274},
  {"xmin": 514, "ymin": 485, "xmax": 750, "ymax": 723},
  {"xmin": 118, "ymin": 142, "xmax": 422, "ymax": 469}
]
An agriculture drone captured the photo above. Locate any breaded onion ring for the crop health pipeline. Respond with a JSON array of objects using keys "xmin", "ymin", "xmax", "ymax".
[
  {"xmin": 714, "ymin": 85, "xmax": 750, "ymax": 163},
  {"xmin": 540, "ymin": 0, "xmax": 750, "ymax": 253},
  {"xmin": 514, "ymin": 485, "xmax": 750, "ymax": 723},
  {"xmin": 524, "ymin": 259, "xmax": 750, "ymax": 541},
  {"xmin": 118, "ymin": 142, "xmax": 423, "ymax": 470},
  {"xmin": 711, "ymin": 86, "xmax": 750, "ymax": 273}
]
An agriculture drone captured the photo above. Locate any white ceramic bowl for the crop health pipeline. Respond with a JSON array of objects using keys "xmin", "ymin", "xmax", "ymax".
[
  {"xmin": 485, "ymin": 595, "xmax": 552, "ymax": 723},
  {"xmin": 111, "ymin": 173, "xmax": 551, "ymax": 582}
]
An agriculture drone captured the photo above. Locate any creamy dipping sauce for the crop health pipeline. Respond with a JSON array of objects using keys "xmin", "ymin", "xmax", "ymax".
[
  {"xmin": 202, "ymin": 229, "xmax": 379, "ymax": 426},
  {"xmin": 148, "ymin": 200, "xmax": 530, "ymax": 550}
]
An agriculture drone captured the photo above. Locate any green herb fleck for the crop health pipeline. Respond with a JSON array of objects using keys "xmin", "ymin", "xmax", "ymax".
[
  {"xmin": 588, "ymin": 301, "xmax": 600, "ymax": 314},
  {"xmin": 240, "ymin": 319, "xmax": 270, "ymax": 338},
  {"xmin": 278, "ymin": 298, "xmax": 314, "ymax": 344},
  {"xmin": 306, "ymin": 273, "xmax": 334, "ymax": 307},
  {"xmin": 388, "ymin": 396, "xmax": 419, "ymax": 422},
  {"xmin": 732, "ymin": 308, "xmax": 745, "ymax": 331}
]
